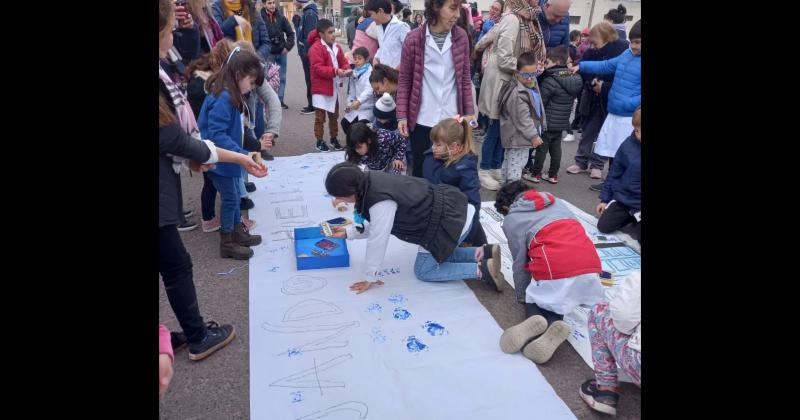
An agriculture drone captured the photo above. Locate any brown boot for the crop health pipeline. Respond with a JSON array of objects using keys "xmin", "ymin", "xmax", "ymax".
[
  {"xmin": 220, "ymin": 232, "xmax": 254, "ymax": 260},
  {"xmin": 233, "ymin": 223, "xmax": 262, "ymax": 247}
]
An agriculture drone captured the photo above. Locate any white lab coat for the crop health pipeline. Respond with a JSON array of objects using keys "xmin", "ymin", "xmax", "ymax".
[
  {"xmin": 344, "ymin": 66, "xmax": 375, "ymax": 122},
  {"xmin": 375, "ymin": 15, "xmax": 410, "ymax": 68}
]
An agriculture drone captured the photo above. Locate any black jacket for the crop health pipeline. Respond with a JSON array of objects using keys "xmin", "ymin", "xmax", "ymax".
[
  {"xmin": 261, "ymin": 8, "xmax": 295, "ymax": 54},
  {"xmin": 539, "ymin": 65, "xmax": 583, "ymax": 131},
  {"xmin": 358, "ymin": 171, "xmax": 468, "ymax": 264},
  {"xmin": 159, "ymin": 83, "xmax": 212, "ymax": 227}
]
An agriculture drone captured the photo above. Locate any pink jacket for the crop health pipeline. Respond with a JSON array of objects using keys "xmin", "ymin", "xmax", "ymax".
[
  {"xmin": 159, "ymin": 324, "xmax": 174, "ymax": 362},
  {"xmin": 352, "ymin": 26, "xmax": 379, "ymax": 64},
  {"xmin": 397, "ymin": 24, "xmax": 474, "ymax": 131}
]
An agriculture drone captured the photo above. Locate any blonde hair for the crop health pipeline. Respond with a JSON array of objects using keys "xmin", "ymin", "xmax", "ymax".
[
  {"xmin": 632, "ymin": 106, "xmax": 641, "ymax": 128},
  {"xmin": 590, "ymin": 22, "xmax": 619, "ymax": 44},
  {"xmin": 430, "ymin": 118, "xmax": 474, "ymax": 167}
]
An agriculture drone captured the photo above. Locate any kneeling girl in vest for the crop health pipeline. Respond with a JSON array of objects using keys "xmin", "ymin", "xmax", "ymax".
[
  {"xmin": 422, "ymin": 117, "xmax": 487, "ymax": 246},
  {"xmin": 324, "ymin": 162, "xmax": 502, "ymax": 294},
  {"xmin": 495, "ymin": 181, "xmax": 605, "ymax": 364}
]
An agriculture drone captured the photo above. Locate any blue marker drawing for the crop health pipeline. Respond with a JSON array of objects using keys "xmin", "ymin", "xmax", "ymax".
[
  {"xmin": 422, "ymin": 321, "xmax": 448, "ymax": 336},
  {"xmin": 393, "ymin": 308, "xmax": 411, "ymax": 320},
  {"xmin": 366, "ymin": 303, "xmax": 382, "ymax": 313},
  {"xmin": 291, "ymin": 391, "xmax": 304, "ymax": 403},
  {"xmin": 288, "ymin": 348, "xmax": 302, "ymax": 357},
  {"xmin": 268, "ymin": 266, "xmax": 280, "ymax": 272},
  {"xmin": 388, "ymin": 294, "xmax": 406, "ymax": 304},
  {"xmin": 405, "ymin": 335, "xmax": 427, "ymax": 353},
  {"xmin": 370, "ymin": 327, "xmax": 387, "ymax": 344},
  {"xmin": 300, "ymin": 165, "xmax": 311, "ymax": 169}
]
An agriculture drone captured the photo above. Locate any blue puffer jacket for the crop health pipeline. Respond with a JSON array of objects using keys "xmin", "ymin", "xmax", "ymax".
[
  {"xmin": 211, "ymin": 0, "xmax": 271, "ymax": 60},
  {"xmin": 297, "ymin": 3, "xmax": 319, "ymax": 57},
  {"xmin": 600, "ymin": 134, "xmax": 640, "ymax": 211},
  {"xmin": 422, "ymin": 150, "xmax": 482, "ymax": 240},
  {"xmin": 578, "ymin": 49, "xmax": 641, "ymax": 117},
  {"xmin": 538, "ymin": 0, "xmax": 570, "ymax": 48},
  {"xmin": 198, "ymin": 90, "xmax": 248, "ymax": 178}
]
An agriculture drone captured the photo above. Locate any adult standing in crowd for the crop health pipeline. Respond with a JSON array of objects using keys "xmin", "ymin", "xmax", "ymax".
[
  {"xmin": 412, "ymin": 13, "xmax": 424, "ymax": 29},
  {"xmin": 538, "ymin": 0, "xmax": 571, "ymax": 49},
  {"xmin": 604, "ymin": 4, "xmax": 628, "ymax": 42},
  {"xmin": 187, "ymin": 0, "xmax": 225, "ymax": 54},
  {"xmin": 294, "ymin": 0, "xmax": 319, "ymax": 115},
  {"xmin": 477, "ymin": 0, "xmax": 544, "ymax": 190},
  {"xmin": 566, "ymin": 22, "xmax": 628, "ymax": 180},
  {"xmin": 402, "ymin": 8, "xmax": 414, "ymax": 29},
  {"xmin": 347, "ymin": 8, "xmax": 361, "ymax": 49},
  {"xmin": 397, "ymin": 0, "xmax": 475, "ymax": 178},
  {"xmin": 211, "ymin": 0, "xmax": 271, "ymax": 60},
  {"xmin": 261, "ymin": 0, "xmax": 295, "ymax": 109}
]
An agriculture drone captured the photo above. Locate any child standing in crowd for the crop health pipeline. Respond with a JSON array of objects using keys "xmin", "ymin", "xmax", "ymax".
[
  {"xmin": 373, "ymin": 93, "xmax": 398, "ymax": 131},
  {"xmin": 198, "ymin": 48, "xmax": 265, "ymax": 260},
  {"xmin": 580, "ymin": 270, "xmax": 641, "ymax": 416},
  {"xmin": 345, "ymin": 122, "xmax": 406, "ymax": 174},
  {"xmin": 309, "ymin": 19, "xmax": 351, "ymax": 152},
  {"xmin": 498, "ymin": 52, "xmax": 545, "ymax": 184},
  {"xmin": 341, "ymin": 47, "xmax": 375, "ymax": 144},
  {"xmin": 323, "ymin": 163, "xmax": 503, "ymax": 294},
  {"xmin": 369, "ymin": 64, "xmax": 399, "ymax": 98},
  {"xmin": 423, "ymin": 117, "xmax": 486, "ymax": 246},
  {"xmin": 572, "ymin": 20, "xmax": 640, "ymax": 192},
  {"xmin": 495, "ymin": 181, "xmax": 604, "ymax": 364},
  {"xmin": 568, "ymin": 29, "xmax": 581, "ymax": 64},
  {"xmin": 597, "ymin": 107, "xmax": 641, "ymax": 243},
  {"xmin": 524, "ymin": 46, "xmax": 582, "ymax": 184},
  {"xmin": 365, "ymin": 0, "xmax": 410, "ymax": 69},
  {"xmin": 396, "ymin": 0, "xmax": 475, "ymax": 178}
]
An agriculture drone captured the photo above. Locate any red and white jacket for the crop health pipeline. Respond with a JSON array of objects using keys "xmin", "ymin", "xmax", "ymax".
[{"xmin": 307, "ymin": 30, "xmax": 350, "ymax": 96}]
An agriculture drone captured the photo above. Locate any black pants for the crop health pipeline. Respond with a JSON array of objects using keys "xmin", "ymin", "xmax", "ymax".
[
  {"xmin": 301, "ymin": 54, "xmax": 312, "ymax": 108},
  {"xmin": 597, "ymin": 201, "xmax": 641, "ymax": 242},
  {"xmin": 410, "ymin": 124, "xmax": 433, "ymax": 177},
  {"xmin": 341, "ymin": 118, "xmax": 370, "ymax": 148},
  {"xmin": 525, "ymin": 302, "xmax": 563, "ymax": 326},
  {"xmin": 159, "ymin": 225, "xmax": 206, "ymax": 343},
  {"xmin": 531, "ymin": 130, "xmax": 563, "ymax": 177},
  {"xmin": 574, "ymin": 108, "xmax": 608, "ymax": 170},
  {"xmin": 464, "ymin": 217, "xmax": 487, "ymax": 247}
]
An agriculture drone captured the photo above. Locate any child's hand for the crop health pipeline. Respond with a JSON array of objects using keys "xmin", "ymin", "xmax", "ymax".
[
  {"xmin": 592, "ymin": 80, "xmax": 603, "ymax": 95},
  {"xmin": 596, "ymin": 202, "xmax": 607, "ymax": 215},
  {"xmin": 243, "ymin": 153, "xmax": 268, "ymax": 178},
  {"xmin": 392, "ymin": 159, "xmax": 405, "ymax": 171},
  {"xmin": 351, "ymin": 100, "xmax": 361, "ymax": 110},
  {"xmin": 260, "ymin": 133, "xmax": 274, "ymax": 150},
  {"xmin": 159, "ymin": 353, "xmax": 173, "ymax": 399},
  {"xmin": 532, "ymin": 137, "xmax": 543, "ymax": 147},
  {"xmin": 349, "ymin": 279, "xmax": 384, "ymax": 294},
  {"xmin": 569, "ymin": 64, "xmax": 580, "ymax": 75}
]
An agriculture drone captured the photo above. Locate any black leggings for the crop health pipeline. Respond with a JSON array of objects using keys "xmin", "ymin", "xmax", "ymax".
[
  {"xmin": 159, "ymin": 225, "xmax": 206, "ymax": 343},
  {"xmin": 525, "ymin": 302, "xmax": 563, "ymax": 326},
  {"xmin": 409, "ymin": 124, "xmax": 433, "ymax": 177}
]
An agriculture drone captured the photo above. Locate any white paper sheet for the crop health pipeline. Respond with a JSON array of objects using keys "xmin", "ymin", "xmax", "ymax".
[{"xmin": 248, "ymin": 153, "xmax": 576, "ymax": 419}]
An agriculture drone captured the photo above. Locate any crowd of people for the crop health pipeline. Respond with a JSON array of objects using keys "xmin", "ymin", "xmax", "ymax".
[{"xmin": 158, "ymin": 0, "xmax": 641, "ymax": 416}]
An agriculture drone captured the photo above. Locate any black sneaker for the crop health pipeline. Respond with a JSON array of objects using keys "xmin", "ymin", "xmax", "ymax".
[
  {"xmin": 171, "ymin": 331, "xmax": 188, "ymax": 352},
  {"xmin": 589, "ymin": 182, "xmax": 604, "ymax": 192},
  {"xmin": 177, "ymin": 219, "xmax": 198, "ymax": 232},
  {"xmin": 188, "ymin": 321, "xmax": 236, "ymax": 361},
  {"xmin": 260, "ymin": 150, "xmax": 275, "ymax": 161},
  {"xmin": 478, "ymin": 257, "xmax": 501, "ymax": 292},
  {"xmin": 316, "ymin": 140, "xmax": 330, "ymax": 152},
  {"xmin": 300, "ymin": 106, "xmax": 315, "ymax": 115},
  {"xmin": 281, "ymin": 102, "xmax": 289, "ymax": 110},
  {"xmin": 330, "ymin": 138, "xmax": 344, "ymax": 151},
  {"xmin": 240, "ymin": 197, "xmax": 255, "ymax": 210},
  {"xmin": 579, "ymin": 379, "xmax": 619, "ymax": 415},
  {"xmin": 245, "ymin": 182, "xmax": 257, "ymax": 193}
]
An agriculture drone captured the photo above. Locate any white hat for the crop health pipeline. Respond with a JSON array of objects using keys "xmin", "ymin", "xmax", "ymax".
[{"xmin": 374, "ymin": 92, "xmax": 396, "ymax": 115}]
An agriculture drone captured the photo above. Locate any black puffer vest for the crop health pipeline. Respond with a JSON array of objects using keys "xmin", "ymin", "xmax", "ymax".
[{"xmin": 357, "ymin": 172, "xmax": 468, "ymax": 263}]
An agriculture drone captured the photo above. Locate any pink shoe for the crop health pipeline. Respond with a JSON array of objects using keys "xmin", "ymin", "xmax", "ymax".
[
  {"xmin": 589, "ymin": 169, "xmax": 602, "ymax": 179},
  {"xmin": 202, "ymin": 216, "xmax": 221, "ymax": 233},
  {"xmin": 242, "ymin": 217, "xmax": 257, "ymax": 231},
  {"xmin": 543, "ymin": 174, "xmax": 558, "ymax": 184},
  {"xmin": 566, "ymin": 164, "xmax": 585, "ymax": 174}
]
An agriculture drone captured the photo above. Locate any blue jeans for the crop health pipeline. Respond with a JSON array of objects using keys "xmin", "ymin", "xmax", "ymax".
[
  {"xmin": 480, "ymin": 119, "xmax": 503, "ymax": 170},
  {"xmin": 270, "ymin": 53, "xmax": 288, "ymax": 101},
  {"xmin": 237, "ymin": 176, "xmax": 248, "ymax": 199},
  {"xmin": 414, "ymin": 223, "xmax": 478, "ymax": 282},
  {"xmin": 207, "ymin": 172, "xmax": 241, "ymax": 234}
]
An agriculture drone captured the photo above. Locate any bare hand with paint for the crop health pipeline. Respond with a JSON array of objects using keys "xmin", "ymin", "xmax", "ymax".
[{"xmin": 349, "ymin": 279, "xmax": 384, "ymax": 294}]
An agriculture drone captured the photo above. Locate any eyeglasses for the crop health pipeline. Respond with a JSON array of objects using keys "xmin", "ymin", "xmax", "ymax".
[{"xmin": 517, "ymin": 71, "xmax": 538, "ymax": 79}]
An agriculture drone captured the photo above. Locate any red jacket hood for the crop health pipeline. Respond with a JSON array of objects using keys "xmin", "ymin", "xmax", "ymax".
[{"xmin": 307, "ymin": 29, "xmax": 320, "ymax": 46}]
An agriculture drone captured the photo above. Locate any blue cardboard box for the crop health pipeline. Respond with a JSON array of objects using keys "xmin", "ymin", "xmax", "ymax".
[{"xmin": 294, "ymin": 227, "xmax": 350, "ymax": 270}]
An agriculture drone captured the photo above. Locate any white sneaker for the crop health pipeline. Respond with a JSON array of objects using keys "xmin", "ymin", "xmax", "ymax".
[
  {"xmin": 479, "ymin": 170, "xmax": 500, "ymax": 190},
  {"xmin": 563, "ymin": 133, "xmax": 576, "ymax": 142},
  {"xmin": 490, "ymin": 169, "xmax": 502, "ymax": 182}
]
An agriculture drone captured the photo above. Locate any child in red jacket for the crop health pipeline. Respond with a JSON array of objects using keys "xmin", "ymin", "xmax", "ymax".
[
  {"xmin": 495, "ymin": 181, "xmax": 605, "ymax": 364},
  {"xmin": 308, "ymin": 19, "xmax": 352, "ymax": 152}
]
